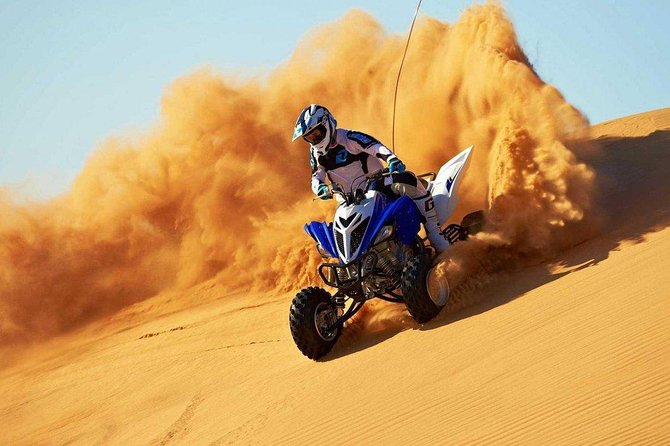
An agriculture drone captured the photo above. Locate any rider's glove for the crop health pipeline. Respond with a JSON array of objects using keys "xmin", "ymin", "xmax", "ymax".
[
  {"xmin": 388, "ymin": 158, "xmax": 406, "ymax": 174},
  {"xmin": 317, "ymin": 183, "xmax": 331, "ymax": 200}
]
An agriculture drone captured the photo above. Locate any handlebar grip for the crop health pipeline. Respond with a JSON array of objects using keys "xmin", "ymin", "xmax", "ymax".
[
  {"xmin": 312, "ymin": 193, "xmax": 333, "ymax": 201},
  {"xmin": 371, "ymin": 168, "xmax": 390, "ymax": 179}
]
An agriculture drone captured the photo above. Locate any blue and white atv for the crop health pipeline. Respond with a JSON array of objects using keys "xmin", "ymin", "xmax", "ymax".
[{"xmin": 289, "ymin": 147, "xmax": 484, "ymax": 359}]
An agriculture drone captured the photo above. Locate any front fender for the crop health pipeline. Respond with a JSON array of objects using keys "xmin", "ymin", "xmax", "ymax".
[
  {"xmin": 304, "ymin": 221, "xmax": 338, "ymax": 258},
  {"xmin": 360, "ymin": 196, "xmax": 421, "ymax": 252}
]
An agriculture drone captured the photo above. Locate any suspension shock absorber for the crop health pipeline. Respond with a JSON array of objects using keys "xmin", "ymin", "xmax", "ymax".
[
  {"xmin": 379, "ymin": 239, "xmax": 407, "ymax": 289},
  {"xmin": 334, "ymin": 293, "xmax": 346, "ymax": 317},
  {"xmin": 377, "ymin": 239, "xmax": 403, "ymax": 274},
  {"xmin": 377, "ymin": 255, "xmax": 396, "ymax": 276},
  {"xmin": 377, "ymin": 250, "xmax": 402, "ymax": 290}
]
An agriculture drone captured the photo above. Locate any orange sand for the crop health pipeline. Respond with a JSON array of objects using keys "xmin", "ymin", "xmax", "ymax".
[{"xmin": 1, "ymin": 108, "xmax": 668, "ymax": 445}]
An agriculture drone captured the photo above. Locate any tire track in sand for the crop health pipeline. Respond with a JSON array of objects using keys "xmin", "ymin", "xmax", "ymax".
[{"xmin": 153, "ymin": 394, "xmax": 203, "ymax": 445}]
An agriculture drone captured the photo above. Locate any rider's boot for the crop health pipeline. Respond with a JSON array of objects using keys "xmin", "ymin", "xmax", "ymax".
[{"xmin": 413, "ymin": 194, "xmax": 450, "ymax": 253}]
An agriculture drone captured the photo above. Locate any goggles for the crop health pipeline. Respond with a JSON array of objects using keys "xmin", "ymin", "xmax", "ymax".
[{"xmin": 303, "ymin": 124, "xmax": 327, "ymax": 145}]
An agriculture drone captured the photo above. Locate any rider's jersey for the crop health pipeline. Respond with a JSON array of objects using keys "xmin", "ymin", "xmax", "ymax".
[{"xmin": 310, "ymin": 128, "xmax": 398, "ymax": 195}]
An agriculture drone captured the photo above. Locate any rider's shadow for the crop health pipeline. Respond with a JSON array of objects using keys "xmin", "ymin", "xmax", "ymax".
[{"xmin": 324, "ymin": 264, "xmax": 570, "ymax": 361}]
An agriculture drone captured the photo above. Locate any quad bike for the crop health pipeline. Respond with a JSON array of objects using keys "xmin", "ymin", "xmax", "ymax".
[{"xmin": 289, "ymin": 146, "xmax": 484, "ymax": 359}]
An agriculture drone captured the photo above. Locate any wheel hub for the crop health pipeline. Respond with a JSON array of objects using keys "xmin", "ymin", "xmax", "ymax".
[
  {"xmin": 314, "ymin": 302, "xmax": 338, "ymax": 341},
  {"xmin": 426, "ymin": 267, "xmax": 450, "ymax": 307}
]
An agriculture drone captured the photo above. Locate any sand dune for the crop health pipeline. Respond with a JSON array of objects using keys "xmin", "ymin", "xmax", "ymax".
[{"xmin": 1, "ymin": 108, "xmax": 668, "ymax": 444}]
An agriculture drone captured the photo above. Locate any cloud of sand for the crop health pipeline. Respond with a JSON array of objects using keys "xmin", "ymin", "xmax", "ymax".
[{"xmin": 0, "ymin": 3, "xmax": 595, "ymax": 344}]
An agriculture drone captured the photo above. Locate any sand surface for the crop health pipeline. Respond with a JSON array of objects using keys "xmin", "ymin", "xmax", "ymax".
[{"xmin": 1, "ymin": 108, "xmax": 669, "ymax": 445}]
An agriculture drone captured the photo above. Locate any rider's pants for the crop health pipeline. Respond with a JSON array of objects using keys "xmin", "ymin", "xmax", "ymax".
[{"xmin": 372, "ymin": 171, "xmax": 428, "ymax": 199}]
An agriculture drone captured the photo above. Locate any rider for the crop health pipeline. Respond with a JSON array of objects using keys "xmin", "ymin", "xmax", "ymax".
[{"xmin": 292, "ymin": 104, "xmax": 450, "ymax": 252}]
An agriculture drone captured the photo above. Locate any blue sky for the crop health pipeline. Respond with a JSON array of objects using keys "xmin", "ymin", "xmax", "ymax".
[{"xmin": 1, "ymin": 0, "xmax": 668, "ymax": 197}]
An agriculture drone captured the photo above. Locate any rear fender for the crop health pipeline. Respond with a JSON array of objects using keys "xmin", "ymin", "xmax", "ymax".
[{"xmin": 429, "ymin": 145, "xmax": 473, "ymax": 225}]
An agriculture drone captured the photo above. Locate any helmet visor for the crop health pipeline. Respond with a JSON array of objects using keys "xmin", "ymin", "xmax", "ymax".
[{"xmin": 303, "ymin": 124, "xmax": 327, "ymax": 145}]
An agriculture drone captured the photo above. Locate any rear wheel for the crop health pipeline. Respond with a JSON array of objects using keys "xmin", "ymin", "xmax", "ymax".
[
  {"xmin": 289, "ymin": 287, "xmax": 340, "ymax": 360},
  {"xmin": 401, "ymin": 254, "xmax": 446, "ymax": 323}
]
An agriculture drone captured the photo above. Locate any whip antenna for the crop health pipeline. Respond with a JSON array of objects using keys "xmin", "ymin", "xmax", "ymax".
[{"xmin": 391, "ymin": 0, "xmax": 424, "ymax": 154}]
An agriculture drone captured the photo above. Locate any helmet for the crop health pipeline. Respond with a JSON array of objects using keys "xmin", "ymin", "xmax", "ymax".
[{"xmin": 292, "ymin": 104, "xmax": 337, "ymax": 155}]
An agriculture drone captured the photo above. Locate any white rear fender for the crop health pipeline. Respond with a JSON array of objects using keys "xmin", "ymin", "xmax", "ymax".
[{"xmin": 428, "ymin": 145, "xmax": 473, "ymax": 225}]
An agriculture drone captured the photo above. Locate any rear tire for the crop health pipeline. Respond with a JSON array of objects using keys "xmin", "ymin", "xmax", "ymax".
[
  {"xmin": 401, "ymin": 254, "xmax": 444, "ymax": 323},
  {"xmin": 289, "ymin": 287, "xmax": 340, "ymax": 360}
]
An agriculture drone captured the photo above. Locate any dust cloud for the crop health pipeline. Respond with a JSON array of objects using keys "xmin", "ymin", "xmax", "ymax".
[{"xmin": 0, "ymin": 3, "xmax": 596, "ymax": 344}]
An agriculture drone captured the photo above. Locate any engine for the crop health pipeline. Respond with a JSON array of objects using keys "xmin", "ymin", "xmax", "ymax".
[{"xmin": 362, "ymin": 237, "xmax": 410, "ymax": 295}]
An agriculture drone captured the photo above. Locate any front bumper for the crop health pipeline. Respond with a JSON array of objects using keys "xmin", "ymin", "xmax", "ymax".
[{"xmin": 318, "ymin": 252, "xmax": 378, "ymax": 290}]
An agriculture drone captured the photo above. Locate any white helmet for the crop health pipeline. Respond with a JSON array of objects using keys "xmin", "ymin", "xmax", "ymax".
[{"xmin": 292, "ymin": 104, "xmax": 337, "ymax": 155}]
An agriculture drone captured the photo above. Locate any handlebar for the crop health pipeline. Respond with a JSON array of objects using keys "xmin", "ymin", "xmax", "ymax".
[
  {"xmin": 341, "ymin": 168, "xmax": 391, "ymax": 195},
  {"xmin": 366, "ymin": 167, "xmax": 391, "ymax": 183},
  {"xmin": 313, "ymin": 168, "xmax": 392, "ymax": 203}
]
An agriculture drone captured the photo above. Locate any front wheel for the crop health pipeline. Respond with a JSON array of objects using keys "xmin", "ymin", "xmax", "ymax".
[
  {"xmin": 401, "ymin": 254, "xmax": 446, "ymax": 323},
  {"xmin": 289, "ymin": 287, "xmax": 340, "ymax": 360}
]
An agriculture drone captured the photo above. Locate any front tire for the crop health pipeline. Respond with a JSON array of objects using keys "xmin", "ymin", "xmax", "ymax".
[
  {"xmin": 289, "ymin": 287, "xmax": 340, "ymax": 360},
  {"xmin": 401, "ymin": 254, "xmax": 444, "ymax": 323}
]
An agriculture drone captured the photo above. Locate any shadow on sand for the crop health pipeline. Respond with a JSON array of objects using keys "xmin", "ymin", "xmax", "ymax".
[{"xmin": 326, "ymin": 129, "xmax": 670, "ymax": 361}]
